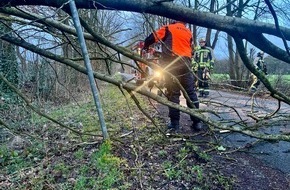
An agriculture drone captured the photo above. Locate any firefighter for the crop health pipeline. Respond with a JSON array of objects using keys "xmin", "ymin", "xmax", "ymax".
[
  {"xmin": 192, "ymin": 38, "xmax": 215, "ymax": 97},
  {"xmin": 249, "ymin": 51, "xmax": 267, "ymax": 93},
  {"xmin": 143, "ymin": 20, "xmax": 202, "ymax": 132}
]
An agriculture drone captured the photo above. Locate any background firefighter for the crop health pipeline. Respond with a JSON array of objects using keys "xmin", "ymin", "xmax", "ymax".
[
  {"xmin": 143, "ymin": 20, "xmax": 202, "ymax": 132},
  {"xmin": 249, "ymin": 51, "xmax": 267, "ymax": 93},
  {"xmin": 192, "ymin": 38, "xmax": 215, "ymax": 97}
]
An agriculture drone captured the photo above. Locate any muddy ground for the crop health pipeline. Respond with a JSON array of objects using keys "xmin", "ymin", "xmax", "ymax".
[
  {"xmin": 151, "ymin": 89, "xmax": 290, "ymax": 189},
  {"xmin": 1, "ymin": 88, "xmax": 290, "ymax": 189},
  {"xmin": 154, "ymin": 104, "xmax": 289, "ymax": 189}
]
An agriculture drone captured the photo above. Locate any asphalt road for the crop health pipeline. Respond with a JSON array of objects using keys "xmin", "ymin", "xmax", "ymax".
[{"xmin": 180, "ymin": 89, "xmax": 290, "ymax": 174}]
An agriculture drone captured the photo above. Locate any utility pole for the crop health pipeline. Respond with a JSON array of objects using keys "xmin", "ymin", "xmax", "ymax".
[{"xmin": 69, "ymin": 0, "xmax": 109, "ymax": 139}]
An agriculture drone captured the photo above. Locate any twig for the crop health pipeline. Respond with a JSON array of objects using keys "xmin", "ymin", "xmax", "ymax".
[{"xmin": 0, "ymin": 74, "xmax": 101, "ymax": 138}]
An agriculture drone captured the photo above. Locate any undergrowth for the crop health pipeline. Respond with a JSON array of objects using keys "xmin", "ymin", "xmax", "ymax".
[{"xmin": 0, "ymin": 83, "xmax": 236, "ymax": 189}]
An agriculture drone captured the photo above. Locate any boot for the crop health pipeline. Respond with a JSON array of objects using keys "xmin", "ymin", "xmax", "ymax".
[
  {"xmin": 191, "ymin": 122, "xmax": 202, "ymax": 131},
  {"xmin": 167, "ymin": 122, "xmax": 180, "ymax": 134}
]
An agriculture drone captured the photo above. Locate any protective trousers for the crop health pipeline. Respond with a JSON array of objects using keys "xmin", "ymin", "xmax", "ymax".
[
  {"xmin": 164, "ymin": 57, "xmax": 200, "ymax": 126},
  {"xmin": 197, "ymin": 68, "xmax": 210, "ymax": 96}
]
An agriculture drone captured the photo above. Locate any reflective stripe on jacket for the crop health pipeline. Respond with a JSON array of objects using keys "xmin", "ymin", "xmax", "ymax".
[
  {"xmin": 254, "ymin": 57, "xmax": 264, "ymax": 70},
  {"xmin": 192, "ymin": 46, "xmax": 214, "ymax": 70},
  {"xmin": 253, "ymin": 56, "xmax": 267, "ymax": 74}
]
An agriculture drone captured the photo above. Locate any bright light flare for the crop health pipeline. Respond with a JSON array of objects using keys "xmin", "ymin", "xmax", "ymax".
[{"xmin": 155, "ymin": 71, "xmax": 161, "ymax": 77}]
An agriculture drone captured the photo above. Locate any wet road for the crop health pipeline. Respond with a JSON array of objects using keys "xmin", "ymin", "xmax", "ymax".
[{"xmin": 180, "ymin": 90, "xmax": 290, "ymax": 174}]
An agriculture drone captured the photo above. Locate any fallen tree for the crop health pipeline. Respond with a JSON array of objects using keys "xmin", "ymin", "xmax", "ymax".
[{"xmin": 0, "ymin": 0, "xmax": 289, "ymax": 141}]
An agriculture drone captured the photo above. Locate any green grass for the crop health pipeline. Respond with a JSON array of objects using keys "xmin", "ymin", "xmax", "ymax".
[
  {"xmin": 92, "ymin": 141, "xmax": 125, "ymax": 189},
  {"xmin": 211, "ymin": 73, "xmax": 230, "ymax": 81},
  {"xmin": 30, "ymin": 84, "xmax": 148, "ymax": 138},
  {"xmin": 1, "ymin": 84, "xmax": 148, "ymax": 189},
  {"xmin": 70, "ymin": 140, "xmax": 127, "ymax": 190},
  {"xmin": 0, "ymin": 143, "xmax": 45, "ymax": 174},
  {"xmin": 267, "ymin": 74, "xmax": 290, "ymax": 84},
  {"xmin": 160, "ymin": 143, "xmax": 211, "ymax": 184},
  {"xmin": 1, "ymin": 83, "xmax": 238, "ymax": 189},
  {"xmin": 212, "ymin": 73, "xmax": 290, "ymax": 84}
]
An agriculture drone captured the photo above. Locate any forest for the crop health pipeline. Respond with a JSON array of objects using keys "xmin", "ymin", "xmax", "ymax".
[{"xmin": 1, "ymin": 0, "xmax": 290, "ymax": 189}]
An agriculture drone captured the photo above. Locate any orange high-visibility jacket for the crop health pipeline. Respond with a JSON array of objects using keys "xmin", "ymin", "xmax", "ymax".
[{"xmin": 144, "ymin": 22, "xmax": 192, "ymax": 58}]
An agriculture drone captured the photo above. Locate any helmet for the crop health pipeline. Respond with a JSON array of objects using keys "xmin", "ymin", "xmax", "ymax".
[
  {"xmin": 170, "ymin": 20, "xmax": 186, "ymax": 24},
  {"xmin": 170, "ymin": 19, "xmax": 177, "ymax": 24},
  {"xmin": 199, "ymin": 38, "xmax": 206, "ymax": 43},
  {"xmin": 258, "ymin": 51, "xmax": 264, "ymax": 56}
]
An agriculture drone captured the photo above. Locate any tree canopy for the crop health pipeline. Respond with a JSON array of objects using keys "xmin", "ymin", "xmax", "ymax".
[{"xmin": 1, "ymin": 0, "xmax": 290, "ymax": 62}]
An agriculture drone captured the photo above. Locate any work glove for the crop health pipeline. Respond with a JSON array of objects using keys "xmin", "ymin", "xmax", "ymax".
[
  {"xmin": 141, "ymin": 46, "xmax": 148, "ymax": 53},
  {"xmin": 192, "ymin": 65, "xmax": 198, "ymax": 72},
  {"xmin": 140, "ymin": 47, "xmax": 148, "ymax": 58},
  {"xmin": 142, "ymin": 46, "xmax": 149, "ymax": 51},
  {"xmin": 191, "ymin": 59, "xmax": 198, "ymax": 72}
]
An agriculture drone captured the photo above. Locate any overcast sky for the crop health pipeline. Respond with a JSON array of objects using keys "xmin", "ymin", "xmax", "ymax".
[{"xmin": 213, "ymin": 32, "xmax": 290, "ymax": 60}]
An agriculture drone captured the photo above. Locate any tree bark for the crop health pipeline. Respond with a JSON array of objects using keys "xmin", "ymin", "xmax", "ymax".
[{"xmin": 7, "ymin": 0, "xmax": 290, "ymax": 64}]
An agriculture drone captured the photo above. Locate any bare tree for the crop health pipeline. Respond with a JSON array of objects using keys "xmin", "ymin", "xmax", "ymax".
[
  {"xmin": 1, "ymin": 0, "xmax": 290, "ymax": 141},
  {"xmin": 0, "ymin": 14, "xmax": 17, "ymax": 96}
]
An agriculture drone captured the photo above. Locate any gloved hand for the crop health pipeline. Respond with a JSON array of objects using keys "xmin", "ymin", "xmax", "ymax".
[
  {"xmin": 191, "ymin": 59, "xmax": 198, "ymax": 72},
  {"xmin": 142, "ymin": 46, "xmax": 149, "ymax": 51},
  {"xmin": 141, "ymin": 47, "xmax": 148, "ymax": 58}
]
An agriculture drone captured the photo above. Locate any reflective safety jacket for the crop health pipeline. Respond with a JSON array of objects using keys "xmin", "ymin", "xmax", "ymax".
[
  {"xmin": 192, "ymin": 46, "xmax": 214, "ymax": 71},
  {"xmin": 253, "ymin": 56, "xmax": 267, "ymax": 74},
  {"xmin": 144, "ymin": 22, "xmax": 192, "ymax": 58}
]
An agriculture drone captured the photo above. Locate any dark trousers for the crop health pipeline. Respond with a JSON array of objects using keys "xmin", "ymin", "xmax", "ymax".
[
  {"xmin": 197, "ymin": 68, "xmax": 210, "ymax": 95},
  {"xmin": 163, "ymin": 57, "xmax": 200, "ymax": 125}
]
